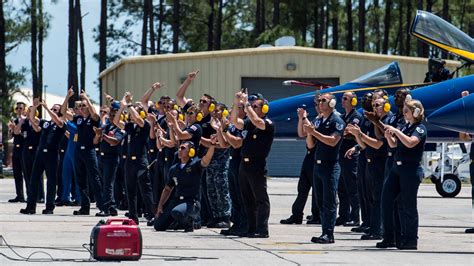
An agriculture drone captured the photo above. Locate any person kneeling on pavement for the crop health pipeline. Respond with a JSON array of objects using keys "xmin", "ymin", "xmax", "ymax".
[{"xmin": 153, "ymin": 141, "xmax": 215, "ymax": 232}]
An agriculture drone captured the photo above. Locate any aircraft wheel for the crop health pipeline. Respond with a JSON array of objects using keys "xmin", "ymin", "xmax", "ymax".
[{"xmin": 435, "ymin": 174, "xmax": 461, "ymax": 198}]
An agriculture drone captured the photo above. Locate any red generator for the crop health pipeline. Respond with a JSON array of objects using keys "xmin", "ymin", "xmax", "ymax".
[{"xmin": 90, "ymin": 218, "xmax": 142, "ymax": 261}]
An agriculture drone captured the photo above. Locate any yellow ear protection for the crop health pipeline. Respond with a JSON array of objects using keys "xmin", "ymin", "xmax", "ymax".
[
  {"xmin": 35, "ymin": 110, "xmax": 39, "ymax": 117},
  {"xmin": 222, "ymin": 109, "xmax": 229, "ymax": 118},
  {"xmin": 383, "ymin": 97, "xmax": 391, "ymax": 113},
  {"xmin": 185, "ymin": 142, "xmax": 196, "ymax": 157},
  {"xmin": 350, "ymin": 92, "xmax": 358, "ymax": 106},
  {"xmin": 208, "ymin": 102, "xmax": 215, "ymax": 112},
  {"xmin": 261, "ymin": 101, "xmax": 269, "ymax": 114},
  {"xmin": 139, "ymin": 110, "xmax": 146, "ymax": 119},
  {"xmin": 196, "ymin": 112, "xmax": 203, "ymax": 122},
  {"xmin": 173, "ymin": 104, "xmax": 179, "ymax": 111},
  {"xmin": 120, "ymin": 114, "xmax": 129, "ymax": 121},
  {"xmin": 178, "ymin": 113, "xmax": 184, "ymax": 121}
]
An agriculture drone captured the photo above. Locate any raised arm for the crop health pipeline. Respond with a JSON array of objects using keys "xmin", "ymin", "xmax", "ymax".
[
  {"xmin": 176, "ymin": 70, "xmax": 199, "ymax": 107},
  {"xmin": 201, "ymin": 144, "xmax": 215, "ymax": 167},
  {"xmin": 29, "ymin": 99, "xmax": 41, "ymax": 132},
  {"xmin": 141, "ymin": 82, "xmax": 162, "ymax": 110},
  {"xmin": 42, "ymin": 101, "xmax": 64, "ymax": 128},
  {"xmin": 230, "ymin": 92, "xmax": 245, "ymax": 130},
  {"xmin": 61, "ymin": 87, "xmax": 74, "ymax": 119},
  {"xmin": 80, "ymin": 92, "xmax": 99, "ymax": 121}
]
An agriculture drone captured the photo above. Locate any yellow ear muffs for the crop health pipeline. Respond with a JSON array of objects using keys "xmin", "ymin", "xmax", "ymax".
[
  {"xmin": 125, "ymin": 114, "xmax": 129, "ymax": 121},
  {"xmin": 139, "ymin": 110, "xmax": 146, "ymax": 119},
  {"xmin": 222, "ymin": 109, "xmax": 229, "ymax": 118},
  {"xmin": 383, "ymin": 101, "xmax": 391, "ymax": 113},
  {"xmin": 208, "ymin": 103, "xmax": 215, "ymax": 112},
  {"xmin": 35, "ymin": 110, "xmax": 39, "ymax": 117},
  {"xmin": 383, "ymin": 95, "xmax": 389, "ymax": 100},
  {"xmin": 173, "ymin": 104, "xmax": 179, "ymax": 111},
  {"xmin": 178, "ymin": 113, "xmax": 184, "ymax": 121},
  {"xmin": 188, "ymin": 147, "xmax": 196, "ymax": 157},
  {"xmin": 351, "ymin": 97, "xmax": 358, "ymax": 107},
  {"xmin": 261, "ymin": 104, "xmax": 269, "ymax": 114},
  {"xmin": 196, "ymin": 112, "xmax": 203, "ymax": 122},
  {"xmin": 120, "ymin": 114, "xmax": 125, "ymax": 121},
  {"xmin": 155, "ymin": 102, "xmax": 160, "ymax": 109}
]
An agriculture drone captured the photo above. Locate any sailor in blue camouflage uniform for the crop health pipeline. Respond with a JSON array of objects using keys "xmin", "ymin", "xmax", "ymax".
[
  {"xmin": 379, "ymin": 100, "xmax": 427, "ymax": 250},
  {"xmin": 205, "ymin": 103, "xmax": 232, "ymax": 228},
  {"xmin": 305, "ymin": 93, "xmax": 345, "ymax": 244},
  {"xmin": 20, "ymin": 99, "xmax": 65, "ymax": 214},
  {"xmin": 337, "ymin": 92, "xmax": 363, "ymax": 227},
  {"xmin": 346, "ymin": 94, "xmax": 393, "ymax": 240}
]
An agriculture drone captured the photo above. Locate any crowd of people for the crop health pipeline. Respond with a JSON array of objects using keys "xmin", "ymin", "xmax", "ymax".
[{"xmin": 10, "ymin": 69, "xmax": 471, "ymax": 250}]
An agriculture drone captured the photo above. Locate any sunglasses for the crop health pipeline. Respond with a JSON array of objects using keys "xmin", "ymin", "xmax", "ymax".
[
  {"xmin": 200, "ymin": 99, "xmax": 209, "ymax": 104},
  {"xmin": 79, "ymin": 104, "xmax": 87, "ymax": 108},
  {"xmin": 15, "ymin": 107, "xmax": 23, "ymax": 110},
  {"xmin": 51, "ymin": 108, "xmax": 59, "ymax": 112},
  {"xmin": 186, "ymin": 112, "xmax": 195, "ymax": 115},
  {"xmin": 251, "ymin": 104, "xmax": 260, "ymax": 109},
  {"xmin": 315, "ymin": 98, "xmax": 329, "ymax": 104},
  {"xmin": 179, "ymin": 146, "xmax": 187, "ymax": 150},
  {"xmin": 372, "ymin": 103, "xmax": 383, "ymax": 108},
  {"xmin": 342, "ymin": 96, "xmax": 350, "ymax": 101},
  {"xmin": 100, "ymin": 110, "xmax": 108, "ymax": 114}
]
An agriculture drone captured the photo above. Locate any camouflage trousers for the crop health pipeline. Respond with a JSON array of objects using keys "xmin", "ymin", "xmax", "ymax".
[{"xmin": 206, "ymin": 148, "xmax": 232, "ymax": 219}]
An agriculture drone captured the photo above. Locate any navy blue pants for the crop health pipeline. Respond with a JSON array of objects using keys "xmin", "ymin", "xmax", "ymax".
[
  {"xmin": 22, "ymin": 147, "xmax": 44, "ymax": 200},
  {"xmin": 365, "ymin": 157, "xmax": 385, "ymax": 235},
  {"xmin": 357, "ymin": 152, "xmax": 370, "ymax": 227},
  {"xmin": 338, "ymin": 155, "xmax": 360, "ymax": 222},
  {"xmin": 239, "ymin": 159, "xmax": 270, "ymax": 235},
  {"xmin": 382, "ymin": 156, "xmax": 402, "ymax": 242},
  {"xmin": 382, "ymin": 163, "xmax": 422, "ymax": 245},
  {"xmin": 26, "ymin": 149, "xmax": 59, "ymax": 210},
  {"xmin": 61, "ymin": 152, "xmax": 80, "ymax": 202},
  {"xmin": 154, "ymin": 199, "xmax": 200, "ymax": 231},
  {"xmin": 124, "ymin": 158, "xmax": 155, "ymax": 220},
  {"xmin": 313, "ymin": 161, "xmax": 340, "ymax": 235},
  {"xmin": 228, "ymin": 155, "xmax": 247, "ymax": 232},
  {"xmin": 12, "ymin": 149, "xmax": 25, "ymax": 200},
  {"xmin": 292, "ymin": 153, "xmax": 319, "ymax": 218},
  {"xmin": 99, "ymin": 155, "xmax": 119, "ymax": 210},
  {"xmin": 75, "ymin": 148, "xmax": 104, "ymax": 212}
]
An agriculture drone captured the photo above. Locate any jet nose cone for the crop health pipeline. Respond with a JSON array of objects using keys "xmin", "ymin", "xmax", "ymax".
[{"xmin": 428, "ymin": 95, "xmax": 474, "ymax": 133}]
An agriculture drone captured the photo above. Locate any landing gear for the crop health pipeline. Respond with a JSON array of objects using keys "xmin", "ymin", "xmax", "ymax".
[{"xmin": 433, "ymin": 174, "xmax": 462, "ymax": 198}]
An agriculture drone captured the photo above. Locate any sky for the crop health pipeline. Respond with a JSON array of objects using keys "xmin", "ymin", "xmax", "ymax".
[{"xmin": 7, "ymin": 0, "xmax": 102, "ymax": 103}]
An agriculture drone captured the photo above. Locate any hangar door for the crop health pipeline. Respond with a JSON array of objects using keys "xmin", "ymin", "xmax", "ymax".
[{"xmin": 241, "ymin": 77, "xmax": 339, "ymax": 177}]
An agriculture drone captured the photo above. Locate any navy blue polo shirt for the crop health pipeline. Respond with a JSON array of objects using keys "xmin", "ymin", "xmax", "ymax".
[
  {"xmin": 365, "ymin": 113, "xmax": 392, "ymax": 160},
  {"xmin": 228, "ymin": 123, "xmax": 244, "ymax": 159},
  {"xmin": 198, "ymin": 114, "xmax": 214, "ymax": 158},
  {"xmin": 470, "ymin": 139, "xmax": 474, "ymax": 160},
  {"xmin": 125, "ymin": 120, "xmax": 150, "ymax": 159},
  {"xmin": 394, "ymin": 122, "xmax": 427, "ymax": 163},
  {"xmin": 100, "ymin": 124, "xmax": 125, "ymax": 155},
  {"xmin": 241, "ymin": 117, "xmax": 275, "ymax": 160},
  {"xmin": 313, "ymin": 112, "xmax": 345, "ymax": 162},
  {"xmin": 167, "ymin": 157, "xmax": 203, "ymax": 201},
  {"xmin": 38, "ymin": 120, "xmax": 66, "ymax": 151},
  {"xmin": 22, "ymin": 119, "xmax": 41, "ymax": 148},
  {"xmin": 12, "ymin": 118, "xmax": 24, "ymax": 152},
  {"xmin": 74, "ymin": 115, "xmax": 100, "ymax": 150},
  {"xmin": 184, "ymin": 122, "xmax": 202, "ymax": 151},
  {"xmin": 340, "ymin": 109, "xmax": 363, "ymax": 154},
  {"xmin": 387, "ymin": 111, "xmax": 406, "ymax": 156}
]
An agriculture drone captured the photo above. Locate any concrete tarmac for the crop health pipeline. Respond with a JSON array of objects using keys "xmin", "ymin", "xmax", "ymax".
[{"xmin": 0, "ymin": 178, "xmax": 472, "ymax": 265}]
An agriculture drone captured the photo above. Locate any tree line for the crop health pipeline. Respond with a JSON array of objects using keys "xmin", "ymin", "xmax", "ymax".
[{"xmin": 1, "ymin": 0, "xmax": 473, "ymax": 155}]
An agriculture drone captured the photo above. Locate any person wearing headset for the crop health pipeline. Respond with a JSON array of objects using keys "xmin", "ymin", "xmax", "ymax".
[
  {"xmin": 337, "ymin": 92, "xmax": 363, "ymax": 227},
  {"xmin": 346, "ymin": 95, "xmax": 393, "ymax": 240},
  {"xmin": 280, "ymin": 98, "xmax": 320, "ymax": 226},
  {"xmin": 345, "ymin": 92, "xmax": 374, "ymax": 234},
  {"xmin": 153, "ymin": 141, "xmax": 215, "ymax": 232},
  {"xmin": 379, "ymin": 100, "xmax": 427, "ymax": 250},
  {"xmin": 231, "ymin": 90, "xmax": 274, "ymax": 238},
  {"xmin": 304, "ymin": 93, "xmax": 345, "ymax": 244},
  {"xmin": 113, "ymin": 92, "xmax": 155, "ymax": 225}
]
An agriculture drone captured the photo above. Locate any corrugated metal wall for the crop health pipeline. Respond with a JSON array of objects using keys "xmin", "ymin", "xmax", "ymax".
[{"xmin": 101, "ymin": 47, "xmax": 458, "ymax": 105}]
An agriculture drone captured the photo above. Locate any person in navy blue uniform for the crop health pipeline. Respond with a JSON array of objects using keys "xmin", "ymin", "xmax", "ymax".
[
  {"xmin": 216, "ymin": 104, "xmax": 249, "ymax": 235},
  {"xmin": 345, "ymin": 92, "xmax": 374, "ymax": 233},
  {"xmin": 94, "ymin": 101, "xmax": 125, "ymax": 217},
  {"xmin": 281, "ymin": 103, "xmax": 320, "ymax": 225},
  {"xmin": 20, "ymin": 107, "xmax": 44, "ymax": 203},
  {"xmin": 7, "ymin": 102, "xmax": 27, "ymax": 203},
  {"xmin": 346, "ymin": 95, "xmax": 393, "ymax": 240},
  {"xmin": 113, "ymin": 92, "xmax": 155, "ymax": 225},
  {"xmin": 154, "ymin": 141, "xmax": 215, "ymax": 232},
  {"xmin": 231, "ymin": 90, "xmax": 274, "ymax": 238},
  {"xmin": 379, "ymin": 99, "xmax": 427, "ymax": 250},
  {"xmin": 61, "ymin": 88, "xmax": 105, "ymax": 216},
  {"xmin": 304, "ymin": 93, "xmax": 344, "ymax": 244},
  {"xmin": 20, "ymin": 99, "xmax": 65, "ymax": 214},
  {"xmin": 337, "ymin": 92, "xmax": 363, "ymax": 227}
]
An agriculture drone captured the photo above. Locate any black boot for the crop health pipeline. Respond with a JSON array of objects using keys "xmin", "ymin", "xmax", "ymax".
[{"xmin": 280, "ymin": 215, "xmax": 303, "ymax": 224}]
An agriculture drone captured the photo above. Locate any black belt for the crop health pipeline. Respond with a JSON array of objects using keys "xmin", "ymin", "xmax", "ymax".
[
  {"xmin": 100, "ymin": 152, "xmax": 118, "ymax": 157},
  {"xmin": 315, "ymin": 160, "xmax": 337, "ymax": 165},
  {"xmin": 395, "ymin": 161, "xmax": 420, "ymax": 165}
]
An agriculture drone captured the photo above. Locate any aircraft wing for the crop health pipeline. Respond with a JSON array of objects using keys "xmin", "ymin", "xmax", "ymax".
[{"xmin": 410, "ymin": 10, "xmax": 474, "ymax": 62}]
